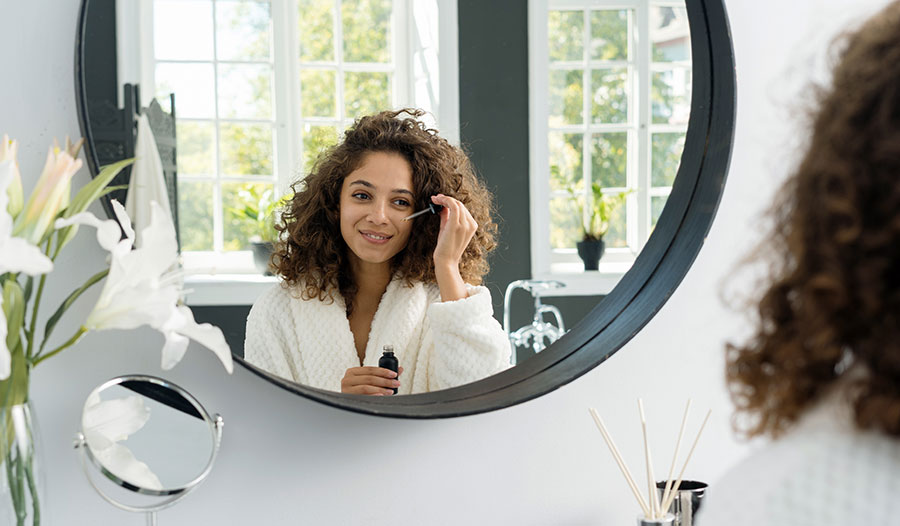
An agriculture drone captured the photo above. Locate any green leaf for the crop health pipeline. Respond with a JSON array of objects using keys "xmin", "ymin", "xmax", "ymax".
[
  {"xmin": 97, "ymin": 184, "xmax": 130, "ymax": 199},
  {"xmin": 65, "ymin": 158, "xmax": 134, "ymax": 219},
  {"xmin": 38, "ymin": 268, "xmax": 108, "ymax": 357},
  {"xmin": 22, "ymin": 277, "xmax": 32, "ymax": 305},
  {"xmin": 1, "ymin": 280, "xmax": 29, "ymax": 410}
]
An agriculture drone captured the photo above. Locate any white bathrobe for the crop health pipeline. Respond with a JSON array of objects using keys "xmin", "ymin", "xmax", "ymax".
[{"xmin": 243, "ymin": 277, "xmax": 511, "ymax": 393}]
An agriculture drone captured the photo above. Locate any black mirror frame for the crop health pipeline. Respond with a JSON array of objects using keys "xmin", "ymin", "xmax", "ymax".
[{"xmin": 75, "ymin": 0, "xmax": 735, "ymax": 419}]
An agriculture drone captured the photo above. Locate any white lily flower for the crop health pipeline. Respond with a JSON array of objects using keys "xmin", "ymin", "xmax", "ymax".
[
  {"xmin": 13, "ymin": 142, "xmax": 83, "ymax": 244},
  {"xmin": 0, "ymin": 162, "xmax": 53, "ymax": 276},
  {"xmin": 54, "ymin": 211, "xmax": 123, "ymax": 253},
  {"xmin": 1, "ymin": 160, "xmax": 54, "ymax": 380},
  {"xmin": 0, "ymin": 134, "xmax": 23, "ymax": 217},
  {"xmin": 82, "ymin": 392, "xmax": 164, "ymax": 491},
  {"xmin": 74, "ymin": 199, "xmax": 233, "ymax": 373}
]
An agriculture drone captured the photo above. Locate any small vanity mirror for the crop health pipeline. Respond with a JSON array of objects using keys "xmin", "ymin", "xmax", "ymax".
[{"xmin": 74, "ymin": 375, "xmax": 223, "ymax": 522}]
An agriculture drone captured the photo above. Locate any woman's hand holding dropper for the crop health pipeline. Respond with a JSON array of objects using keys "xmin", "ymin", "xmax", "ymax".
[{"xmin": 430, "ymin": 194, "xmax": 477, "ymax": 302}]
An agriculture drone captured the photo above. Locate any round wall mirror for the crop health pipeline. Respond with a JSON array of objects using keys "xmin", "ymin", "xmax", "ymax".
[{"xmin": 74, "ymin": 0, "xmax": 734, "ymax": 418}]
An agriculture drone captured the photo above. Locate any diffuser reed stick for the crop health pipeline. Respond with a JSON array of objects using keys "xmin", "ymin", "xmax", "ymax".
[
  {"xmin": 660, "ymin": 409, "xmax": 712, "ymax": 513},
  {"xmin": 588, "ymin": 408, "xmax": 651, "ymax": 517},
  {"xmin": 660, "ymin": 399, "xmax": 692, "ymax": 513},
  {"xmin": 638, "ymin": 399, "xmax": 661, "ymax": 518}
]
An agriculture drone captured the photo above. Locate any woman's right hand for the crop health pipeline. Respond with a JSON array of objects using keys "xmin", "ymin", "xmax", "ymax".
[{"xmin": 341, "ymin": 366, "xmax": 403, "ymax": 395}]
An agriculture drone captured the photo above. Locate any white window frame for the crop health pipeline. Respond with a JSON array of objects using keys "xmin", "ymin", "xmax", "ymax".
[
  {"xmin": 528, "ymin": 0, "xmax": 689, "ymax": 296},
  {"xmin": 136, "ymin": 0, "xmax": 459, "ymax": 288}
]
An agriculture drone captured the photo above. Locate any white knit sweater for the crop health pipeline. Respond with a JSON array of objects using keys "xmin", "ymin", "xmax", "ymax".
[
  {"xmin": 698, "ymin": 394, "xmax": 900, "ymax": 525},
  {"xmin": 243, "ymin": 276, "xmax": 511, "ymax": 393}
]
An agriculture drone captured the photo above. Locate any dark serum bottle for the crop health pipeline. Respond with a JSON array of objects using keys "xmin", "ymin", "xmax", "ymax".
[{"xmin": 379, "ymin": 345, "xmax": 399, "ymax": 394}]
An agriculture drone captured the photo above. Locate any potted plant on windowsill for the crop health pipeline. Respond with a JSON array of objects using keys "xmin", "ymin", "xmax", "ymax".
[
  {"xmin": 570, "ymin": 182, "xmax": 629, "ymax": 271},
  {"xmin": 229, "ymin": 187, "xmax": 291, "ymax": 275}
]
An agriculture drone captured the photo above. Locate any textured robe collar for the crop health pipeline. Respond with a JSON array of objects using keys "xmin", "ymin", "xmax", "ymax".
[{"xmin": 288, "ymin": 276, "xmax": 428, "ymax": 391}]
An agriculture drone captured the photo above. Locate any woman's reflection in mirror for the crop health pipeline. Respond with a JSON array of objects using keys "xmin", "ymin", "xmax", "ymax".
[{"xmin": 244, "ymin": 109, "xmax": 510, "ymax": 395}]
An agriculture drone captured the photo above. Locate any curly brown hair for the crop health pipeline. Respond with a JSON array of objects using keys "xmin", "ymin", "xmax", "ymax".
[
  {"xmin": 271, "ymin": 108, "xmax": 498, "ymax": 309},
  {"xmin": 727, "ymin": 2, "xmax": 900, "ymax": 438}
]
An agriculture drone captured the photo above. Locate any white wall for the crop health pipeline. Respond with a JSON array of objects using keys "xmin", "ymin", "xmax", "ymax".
[{"xmin": 1, "ymin": 0, "xmax": 890, "ymax": 524}]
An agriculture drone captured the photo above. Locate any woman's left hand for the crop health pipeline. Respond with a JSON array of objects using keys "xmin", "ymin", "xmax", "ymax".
[{"xmin": 431, "ymin": 194, "xmax": 477, "ymax": 269}]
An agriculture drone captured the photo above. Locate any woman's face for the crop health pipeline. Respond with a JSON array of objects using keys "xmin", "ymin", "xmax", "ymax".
[{"xmin": 339, "ymin": 151, "xmax": 415, "ymax": 268}]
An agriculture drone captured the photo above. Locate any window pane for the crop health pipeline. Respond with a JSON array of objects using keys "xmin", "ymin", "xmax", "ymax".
[
  {"xmin": 651, "ymin": 195, "xmax": 668, "ymax": 228},
  {"xmin": 549, "ymin": 69, "xmax": 583, "ymax": 126},
  {"xmin": 222, "ymin": 181, "xmax": 274, "ymax": 250},
  {"xmin": 591, "ymin": 68, "xmax": 628, "ymax": 124},
  {"xmin": 178, "ymin": 180, "xmax": 214, "ymax": 251},
  {"xmin": 154, "ymin": 1, "xmax": 213, "ymax": 60},
  {"xmin": 341, "ymin": 0, "xmax": 391, "ymax": 63},
  {"xmin": 176, "ymin": 121, "xmax": 215, "ymax": 175},
  {"xmin": 651, "ymin": 6, "xmax": 691, "ymax": 62},
  {"xmin": 344, "ymin": 71, "xmax": 390, "ymax": 119},
  {"xmin": 550, "ymin": 196, "xmax": 583, "ymax": 249},
  {"xmin": 652, "ymin": 68, "xmax": 691, "ymax": 125},
  {"xmin": 220, "ymin": 123, "xmax": 274, "ymax": 176},
  {"xmin": 651, "ymin": 132, "xmax": 685, "ymax": 187},
  {"xmin": 549, "ymin": 132, "xmax": 583, "ymax": 192},
  {"xmin": 300, "ymin": 70, "xmax": 337, "ymax": 117},
  {"xmin": 548, "ymin": 10, "xmax": 583, "ymax": 62},
  {"xmin": 218, "ymin": 64, "xmax": 273, "ymax": 119},
  {"xmin": 591, "ymin": 133, "xmax": 627, "ymax": 188},
  {"xmin": 156, "ymin": 63, "xmax": 216, "ymax": 119},
  {"xmin": 303, "ymin": 124, "xmax": 339, "ymax": 171},
  {"xmin": 604, "ymin": 194, "xmax": 627, "ymax": 248},
  {"xmin": 216, "ymin": 1, "xmax": 272, "ymax": 61},
  {"xmin": 590, "ymin": 9, "xmax": 628, "ymax": 61},
  {"xmin": 299, "ymin": 0, "xmax": 335, "ymax": 61}
]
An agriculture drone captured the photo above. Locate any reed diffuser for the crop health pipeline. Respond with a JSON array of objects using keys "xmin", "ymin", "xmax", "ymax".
[{"xmin": 588, "ymin": 400, "xmax": 710, "ymax": 525}]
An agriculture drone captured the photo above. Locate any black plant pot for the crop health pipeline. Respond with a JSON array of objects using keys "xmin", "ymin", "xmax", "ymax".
[
  {"xmin": 250, "ymin": 241, "xmax": 275, "ymax": 275},
  {"xmin": 576, "ymin": 239, "xmax": 605, "ymax": 271}
]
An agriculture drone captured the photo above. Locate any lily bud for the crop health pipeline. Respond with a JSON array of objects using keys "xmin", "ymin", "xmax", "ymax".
[
  {"xmin": 13, "ymin": 142, "xmax": 83, "ymax": 245},
  {"xmin": 0, "ymin": 134, "xmax": 23, "ymax": 218}
]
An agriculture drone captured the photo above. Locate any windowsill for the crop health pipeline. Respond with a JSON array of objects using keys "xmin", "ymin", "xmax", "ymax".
[
  {"xmin": 532, "ymin": 260, "xmax": 631, "ymax": 296},
  {"xmin": 183, "ymin": 273, "xmax": 278, "ymax": 306}
]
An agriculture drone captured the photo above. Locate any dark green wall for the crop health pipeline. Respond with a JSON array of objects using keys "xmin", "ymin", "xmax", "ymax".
[{"xmin": 457, "ymin": 0, "xmax": 603, "ymax": 363}]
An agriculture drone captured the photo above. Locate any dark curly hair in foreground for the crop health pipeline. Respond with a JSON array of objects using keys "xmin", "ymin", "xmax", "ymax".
[
  {"xmin": 271, "ymin": 108, "xmax": 498, "ymax": 308},
  {"xmin": 727, "ymin": 2, "xmax": 900, "ymax": 438}
]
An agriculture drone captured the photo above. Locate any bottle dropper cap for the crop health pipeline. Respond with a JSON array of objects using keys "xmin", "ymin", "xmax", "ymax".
[{"xmin": 383, "ymin": 345, "xmax": 394, "ymax": 355}]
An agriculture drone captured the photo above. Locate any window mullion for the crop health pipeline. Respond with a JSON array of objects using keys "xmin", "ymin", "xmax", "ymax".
[
  {"xmin": 528, "ymin": 0, "xmax": 552, "ymax": 276},
  {"xmin": 635, "ymin": 2, "xmax": 650, "ymax": 252},
  {"xmin": 273, "ymin": 0, "xmax": 298, "ymax": 195},
  {"xmin": 212, "ymin": 0, "xmax": 224, "ymax": 253},
  {"xmin": 335, "ymin": 0, "xmax": 345, "ymax": 123},
  {"xmin": 393, "ymin": 0, "xmax": 409, "ymax": 107},
  {"xmin": 582, "ymin": 7, "xmax": 591, "ymax": 231}
]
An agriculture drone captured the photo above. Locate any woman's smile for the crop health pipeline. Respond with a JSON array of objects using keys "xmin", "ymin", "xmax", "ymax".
[{"xmin": 360, "ymin": 230, "xmax": 393, "ymax": 243}]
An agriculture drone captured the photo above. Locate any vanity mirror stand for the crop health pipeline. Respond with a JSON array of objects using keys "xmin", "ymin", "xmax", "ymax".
[{"xmin": 73, "ymin": 376, "xmax": 223, "ymax": 525}]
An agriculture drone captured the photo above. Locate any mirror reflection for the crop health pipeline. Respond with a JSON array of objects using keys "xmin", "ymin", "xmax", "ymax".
[
  {"xmin": 80, "ymin": 0, "xmax": 691, "ymax": 394},
  {"xmin": 80, "ymin": 379, "xmax": 217, "ymax": 491}
]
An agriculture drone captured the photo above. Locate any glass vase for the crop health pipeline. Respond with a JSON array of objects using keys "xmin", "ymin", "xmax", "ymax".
[{"xmin": 1, "ymin": 402, "xmax": 45, "ymax": 526}]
